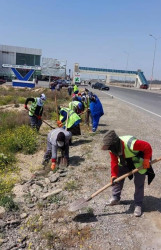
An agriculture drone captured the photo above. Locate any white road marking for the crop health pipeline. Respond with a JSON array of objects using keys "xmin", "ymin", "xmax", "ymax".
[{"xmin": 103, "ymin": 92, "xmax": 161, "ymax": 118}]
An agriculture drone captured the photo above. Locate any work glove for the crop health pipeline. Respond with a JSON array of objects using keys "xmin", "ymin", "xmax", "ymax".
[
  {"xmin": 37, "ymin": 116, "xmax": 42, "ymax": 120},
  {"xmin": 51, "ymin": 162, "xmax": 56, "ymax": 171},
  {"xmin": 143, "ymin": 159, "xmax": 150, "ymax": 169},
  {"xmin": 111, "ymin": 176, "xmax": 117, "ymax": 186},
  {"xmin": 57, "ymin": 120, "xmax": 63, "ymax": 127},
  {"xmin": 24, "ymin": 104, "xmax": 28, "ymax": 110}
]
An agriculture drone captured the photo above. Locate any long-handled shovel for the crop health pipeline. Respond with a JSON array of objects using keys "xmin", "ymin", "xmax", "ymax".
[
  {"xmin": 68, "ymin": 157, "xmax": 161, "ymax": 212},
  {"xmin": 25, "ymin": 107, "xmax": 55, "ymax": 129},
  {"xmin": 54, "ymin": 90, "xmax": 59, "ymax": 121},
  {"xmin": 59, "ymin": 111, "xmax": 69, "ymax": 167}
]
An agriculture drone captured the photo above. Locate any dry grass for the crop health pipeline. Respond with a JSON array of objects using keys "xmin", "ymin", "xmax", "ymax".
[
  {"xmin": 60, "ymin": 225, "xmax": 91, "ymax": 248},
  {"xmin": 0, "ymin": 111, "xmax": 29, "ymax": 131}
]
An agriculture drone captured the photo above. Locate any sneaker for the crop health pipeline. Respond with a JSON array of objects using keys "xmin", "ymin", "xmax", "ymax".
[
  {"xmin": 134, "ymin": 206, "xmax": 142, "ymax": 217},
  {"xmin": 106, "ymin": 197, "xmax": 120, "ymax": 206}
]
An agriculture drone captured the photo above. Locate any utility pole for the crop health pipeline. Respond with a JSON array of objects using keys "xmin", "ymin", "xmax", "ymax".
[{"xmin": 149, "ymin": 34, "xmax": 161, "ymax": 89}]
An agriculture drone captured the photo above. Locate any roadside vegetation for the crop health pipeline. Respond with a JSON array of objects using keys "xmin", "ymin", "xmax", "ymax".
[{"xmin": 0, "ymin": 86, "xmax": 71, "ymax": 202}]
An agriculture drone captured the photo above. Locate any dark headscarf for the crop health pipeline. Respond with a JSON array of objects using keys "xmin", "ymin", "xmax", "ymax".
[{"xmin": 103, "ymin": 130, "xmax": 122, "ymax": 156}]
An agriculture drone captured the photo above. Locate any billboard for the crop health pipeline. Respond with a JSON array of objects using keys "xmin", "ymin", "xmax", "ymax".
[{"xmin": 41, "ymin": 57, "xmax": 66, "ymax": 77}]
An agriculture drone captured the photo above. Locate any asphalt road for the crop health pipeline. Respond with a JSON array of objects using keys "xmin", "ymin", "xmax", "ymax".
[{"xmin": 90, "ymin": 86, "xmax": 161, "ymax": 121}]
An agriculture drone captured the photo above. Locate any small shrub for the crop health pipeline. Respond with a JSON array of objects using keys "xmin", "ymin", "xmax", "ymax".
[
  {"xmin": 47, "ymin": 194, "xmax": 63, "ymax": 204},
  {"xmin": 0, "ymin": 195, "xmax": 19, "ymax": 211},
  {"xmin": 26, "ymin": 215, "xmax": 43, "ymax": 232},
  {"xmin": 64, "ymin": 180, "xmax": 78, "ymax": 191},
  {"xmin": 0, "ymin": 153, "xmax": 9, "ymax": 167},
  {"xmin": 0, "ymin": 175, "xmax": 18, "ymax": 198},
  {"xmin": 42, "ymin": 231, "xmax": 59, "ymax": 248},
  {"xmin": 17, "ymin": 96, "xmax": 26, "ymax": 104},
  {"xmin": 0, "ymin": 125, "xmax": 38, "ymax": 154},
  {"xmin": 0, "ymin": 95, "xmax": 13, "ymax": 105},
  {"xmin": 86, "ymin": 207, "xmax": 94, "ymax": 215},
  {"xmin": 14, "ymin": 125, "xmax": 38, "ymax": 154}
]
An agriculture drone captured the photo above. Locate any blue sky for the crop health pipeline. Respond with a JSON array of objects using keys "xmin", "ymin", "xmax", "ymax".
[{"xmin": 1, "ymin": 0, "xmax": 161, "ymax": 80}]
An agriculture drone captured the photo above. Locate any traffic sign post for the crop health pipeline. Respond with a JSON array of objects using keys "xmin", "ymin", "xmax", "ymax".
[{"xmin": 74, "ymin": 72, "xmax": 80, "ymax": 83}]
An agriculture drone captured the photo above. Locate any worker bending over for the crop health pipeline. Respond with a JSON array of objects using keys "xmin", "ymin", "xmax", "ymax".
[
  {"xmin": 57, "ymin": 107, "xmax": 81, "ymax": 135},
  {"xmin": 69, "ymin": 100, "xmax": 84, "ymax": 114},
  {"xmin": 42, "ymin": 128, "xmax": 72, "ymax": 170}
]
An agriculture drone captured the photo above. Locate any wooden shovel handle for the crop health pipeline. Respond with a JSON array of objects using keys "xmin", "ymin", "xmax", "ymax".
[
  {"xmin": 55, "ymin": 90, "xmax": 59, "ymax": 121},
  {"xmin": 88, "ymin": 157, "xmax": 161, "ymax": 200}
]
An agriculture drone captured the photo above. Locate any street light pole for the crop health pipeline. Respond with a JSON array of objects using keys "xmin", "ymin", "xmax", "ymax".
[{"xmin": 149, "ymin": 34, "xmax": 161, "ymax": 89}]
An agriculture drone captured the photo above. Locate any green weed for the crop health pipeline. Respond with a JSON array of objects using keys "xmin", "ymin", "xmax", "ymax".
[
  {"xmin": 47, "ymin": 194, "xmax": 63, "ymax": 204},
  {"xmin": 0, "ymin": 195, "xmax": 19, "ymax": 211},
  {"xmin": 26, "ymin": 215, "xmax": 43, "ymax": 232},
  {"xmin": 64, "ymin": 180, "xmax": 79, "ymax": 191},
  {"xmin": 86, "ymin": 207, "xmax": 94, "ymax": 215}
]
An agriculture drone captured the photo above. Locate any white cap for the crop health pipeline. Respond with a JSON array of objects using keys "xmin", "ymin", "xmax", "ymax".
[{"xmin": 40, "ymin": 93, "xmax": 46, "ymax": 101}]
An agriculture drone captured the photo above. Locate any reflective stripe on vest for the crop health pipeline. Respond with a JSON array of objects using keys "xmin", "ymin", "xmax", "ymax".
[
  {"xmin": 69, "ymin": 101, "xmax": 79, "ymax": 110},
  {"xmin": 119, "ymin": 135, "xmax": 146, "ymax": 174},
  {"xmin": 29, "ymin": 98, "xmax": 42, "ymax": 116},
  {"xmin": 59, "ymin": 108, "xmax": 80, "ymax": 128}
]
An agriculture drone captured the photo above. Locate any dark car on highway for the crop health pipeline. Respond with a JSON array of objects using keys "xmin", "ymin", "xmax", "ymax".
[
  {"xmin": 92, "ymin": 82, "xmax": 110, "ymax": 91},
  {"xmin": 49, "ymin": 79, "xmax": 69, "ymax": 89}
]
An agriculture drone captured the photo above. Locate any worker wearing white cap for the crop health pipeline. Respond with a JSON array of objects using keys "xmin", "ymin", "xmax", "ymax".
[{"xmin": 24, "ymin": 93, "xmax": 46, "ymax": 131}]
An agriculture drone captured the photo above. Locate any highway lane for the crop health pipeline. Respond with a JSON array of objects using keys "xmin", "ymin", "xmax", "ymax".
[{"xmin": 89, "ymin": 86, "xmax": 161, "ymax": 120}]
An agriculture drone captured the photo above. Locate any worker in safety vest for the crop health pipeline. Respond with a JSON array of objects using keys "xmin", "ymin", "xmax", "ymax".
[
  {"xmin": 24, "ymin": 93, "xmax": 46, "ymax": 131},
  {"xmin": 73, "ymin": 84, "xmax": 79, "ymax": 94},
  {"xmin": 42, "ymin": 128, "xmax": 72, "ymax": 170},
  {"xmin": 69, "ymin": 100, "xmax": 84, "ymax": 114},
  {"xmin": 102, "ymin": 130, "xmax": 155, "ymax": 217},
  {"xmin": 57, "ymin": 107, "xmax": 81, "ymax": 135}
]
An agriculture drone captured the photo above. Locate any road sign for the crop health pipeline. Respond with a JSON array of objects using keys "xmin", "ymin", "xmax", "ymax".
[{"xmin": 74, "ymin": 76, "xmax": 80, "ymax": 83}]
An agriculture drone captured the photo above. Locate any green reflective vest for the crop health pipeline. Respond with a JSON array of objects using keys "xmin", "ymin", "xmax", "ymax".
[
  {"xmin": 59, "ymin": 108, "xmax": 81, "ymax": 128},
  {"xmin": 74, "ymin": 85, "xmax": 79, "ymax": 92},
  {"xmin": 29, "ymin": 98, "xmax": 43, "ymax": 116},
  {"xmin": 69, "ymin": 101, "xmax": 79, "ymax": 111},
  {"xmin": 119, "ymin": 135, "xmax": 146, "ymax": 174}
]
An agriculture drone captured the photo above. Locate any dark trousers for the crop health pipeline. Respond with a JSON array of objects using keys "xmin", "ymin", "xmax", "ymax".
[
  {"xmin": 67, "ymin": 124, "xmax": 81, "ymax": 135},
  {"xmin": 30, "ymin": 116, "xmax": 42, "ymax": 131},
  {"xmin": 112, "ymin": 165, "xmax": 145, "ymax": 206}
]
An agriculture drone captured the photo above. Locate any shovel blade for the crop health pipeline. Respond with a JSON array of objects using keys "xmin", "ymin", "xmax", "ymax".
[{"xmin": 68, "ymin": 197, "xmax": 89, "ymax": 212}]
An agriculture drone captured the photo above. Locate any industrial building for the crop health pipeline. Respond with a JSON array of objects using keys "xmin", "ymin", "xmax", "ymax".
[{"xmin": 0, "ymin": 45, "xmax": 42, "ymax": 79}]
